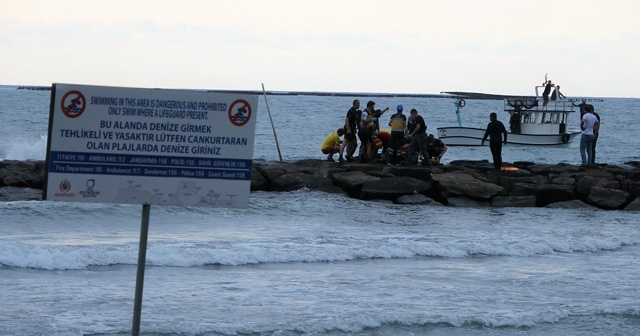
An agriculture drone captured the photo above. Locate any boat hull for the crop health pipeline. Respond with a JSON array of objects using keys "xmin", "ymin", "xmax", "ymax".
[{"xmin": 436, "ymin": 127, "xmax": 581, "ymax": 146}]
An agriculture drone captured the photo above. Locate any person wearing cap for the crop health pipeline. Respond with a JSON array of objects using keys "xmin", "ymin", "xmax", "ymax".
[
  {"xmin": 407, "ymin": 108, "xmax": 431, "ymax": 166},
  {"xmin": 339, "ymin": 99, "xmax": 360, "ymax": 162},
  {"xmin": 387, "ymin": 104, "xmax": 407, "ymax": 166}
]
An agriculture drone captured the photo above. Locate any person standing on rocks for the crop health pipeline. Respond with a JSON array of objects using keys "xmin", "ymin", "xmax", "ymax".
[
  {"xmin": 407, "ymin": 108, "xmax": 431, "ymax": 166},
  {"xmin": 387, "ymin": 105, "xmax": 407, "ymax": 166},
  {"xmin": 481, "ymin": 112, "xmax": 508, "ymax": 171},
  {"xmin": 339, "ymin": 99, "xmax": 360, "ymax": 162},
  {"xmin": 580, "ymin": 105, "xmax": 599, "ymax": 166},
  {"xmin": 591, "ymin": 107, "xmax": 601, "ymax": 165}
]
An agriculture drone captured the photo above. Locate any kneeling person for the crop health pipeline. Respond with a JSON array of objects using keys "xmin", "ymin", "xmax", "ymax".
[
  {"xmin": 321, "ymin": 128, "xmax": 345, "ymax": 161},
  {"xmin": 427, "ymin": 134, "xmax": 447, "ymax": 164}
]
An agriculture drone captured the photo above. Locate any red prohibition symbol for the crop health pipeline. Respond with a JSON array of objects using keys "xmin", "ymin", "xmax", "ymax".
[
  {"xmin": 228, "ymin": 99, "xmax": 252, "ymax": 127},
  {"xmin": 61, "ymin": 90, "xmax": 87, "ymax": 118}
]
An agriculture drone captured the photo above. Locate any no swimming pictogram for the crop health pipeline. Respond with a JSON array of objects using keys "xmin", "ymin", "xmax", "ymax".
[
  {"xmin": 61, "ymin": 90, "xmax": 87, "ymax": 118},
  {"xmin": 228, "ymin": 99, "xmax": 252, "ymax": 127}
]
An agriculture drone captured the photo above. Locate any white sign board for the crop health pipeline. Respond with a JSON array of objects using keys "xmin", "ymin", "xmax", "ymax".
[{"xmin": 44, "ymin": 83, "xmax": 257, "ymax": 208}]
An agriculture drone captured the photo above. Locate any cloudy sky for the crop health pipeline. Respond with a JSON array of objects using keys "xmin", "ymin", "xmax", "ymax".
[{"xmin": 2, "ymin": 0, "xmax": 638, "ymax": 97}]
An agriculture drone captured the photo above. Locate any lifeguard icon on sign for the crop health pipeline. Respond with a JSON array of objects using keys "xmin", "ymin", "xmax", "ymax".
[
  {"xmin": 228, "ymin": 99, "xmax": 252, "ymax": 127},
  {"xmin": 61, "ymin": 90, "xmax": 86, "ymax": 118}
]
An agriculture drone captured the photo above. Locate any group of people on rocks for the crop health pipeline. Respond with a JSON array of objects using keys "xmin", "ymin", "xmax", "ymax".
[
  {"xmin": 321, "ymin": 88, "xmax": 601, "ymax": 170},
  {"xmin": 320, "ymin": 99, "xmax": 448, "ymax": 166}
]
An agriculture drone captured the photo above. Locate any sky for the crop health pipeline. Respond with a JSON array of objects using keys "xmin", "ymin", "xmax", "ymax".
[{"xmin": 2, "ymin": 0, "xmax": 639, "ymax": 97}]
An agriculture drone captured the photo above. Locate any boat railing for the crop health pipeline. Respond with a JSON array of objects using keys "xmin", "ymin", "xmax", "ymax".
[{"xmin": 504, "ymin": 98, "xmax": 574, "ymax": 112}]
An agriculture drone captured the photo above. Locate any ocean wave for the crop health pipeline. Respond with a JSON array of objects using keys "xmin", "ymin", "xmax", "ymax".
[
  {"xmin": 2, "ymin": 233, "xmax": 638, "ymax": 270},
  {"xmin": 0, "ymin": 134, "xmax": 47, "ymax": 161},
  {"xmin": 80, "ymin": 309, "xmax": 640, "ymax": 336}
]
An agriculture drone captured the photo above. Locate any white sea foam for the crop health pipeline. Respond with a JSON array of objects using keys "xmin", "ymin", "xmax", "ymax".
[
  {"xmin": 0, "ymin": 134, "xmax": 47, "ymax": 161},
  {"xmin": 2, "ymin": 233, "xmax": 638, "ymax": 270}
]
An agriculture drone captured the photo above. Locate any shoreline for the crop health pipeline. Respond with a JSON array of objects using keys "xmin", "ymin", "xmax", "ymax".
[{"xmin": 2, "ymin": 159, "xmax": 640, "ymax": 210}]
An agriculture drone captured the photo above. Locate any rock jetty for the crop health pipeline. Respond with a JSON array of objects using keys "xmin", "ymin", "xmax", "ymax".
[{"xmin": 2, "ymin": 159, "xmax": 640, "ymax": 210}]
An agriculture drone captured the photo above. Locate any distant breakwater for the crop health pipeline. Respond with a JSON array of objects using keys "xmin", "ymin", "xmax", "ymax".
[
  {"xmin": 15, "ymin": 85, "xmax": 449, "ymax": 98},
  {"xmin": 2, "ymin": 159, "xmax": 640, "ymax": 210}
]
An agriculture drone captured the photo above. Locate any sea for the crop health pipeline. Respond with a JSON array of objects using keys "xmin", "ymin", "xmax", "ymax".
[{"xmin": 1, "ymin": 84, "xmax": 640, "ymax": 336}]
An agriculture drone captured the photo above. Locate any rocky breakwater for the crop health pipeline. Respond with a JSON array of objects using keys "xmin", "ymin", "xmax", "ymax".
[
  {"xmin": 250, "ymin": 159, "xmax": 640, "ymax": 210},
  {"xmin": 3, "ymin": 159, "xmax": 640, "ymax": 210}
]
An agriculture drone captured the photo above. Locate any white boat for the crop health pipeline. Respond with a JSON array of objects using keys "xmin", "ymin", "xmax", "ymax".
[{"xmin": 437, "ymin": 86, "xmax": 581, "ymax": 146}]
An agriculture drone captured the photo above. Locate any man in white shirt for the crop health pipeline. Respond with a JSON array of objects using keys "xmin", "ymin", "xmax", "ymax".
[{"xmin": 580, "ymin": 106, "xmax": 599, "ymax": 166}]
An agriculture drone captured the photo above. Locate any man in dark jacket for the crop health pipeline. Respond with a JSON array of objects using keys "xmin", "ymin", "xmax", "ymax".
[{"xmin": 481, "ymin": 112, "xmax": 508, "ymax": 171}]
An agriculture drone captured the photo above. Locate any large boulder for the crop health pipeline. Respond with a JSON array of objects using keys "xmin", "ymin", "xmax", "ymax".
[
  {"xmin": 621, "ymin": 180, "xmax": 640, "ymax": 199},
  {"xmin": 0, "ymin": 187, "xmax": 42, "ymax": 201},
  {"xmin": 381, "ymin": 166, "xmax": 434, "ymax": 182},
  {"xmin": 272, "ymin": 173, "xmax": 333, "ymax": 192},
  {"xmin": 360, "ymin": 176, "xmax": 432, "ymax": 201},
  {"xmin": 331, "ymin": 171, "xmax": 380, "ymax": 197},
  {"xmin": 496, "ymin": 174, "xmax": 549, "ymax": 194},
  {"xmin": 552, "ymin": 176, "xmax": 576, "ymax": 186},
  {"xmin": 528, "ymin": 164, "xmax": 581, "ymax": 176},
  {"xmin": 396, "ymin": 193, "xmax": 435, "ymax": 205},
  {"xmin": 0, "ymin": 160, "xmax": 45, "ymax": 188},
  {"xmin": 587, "ymin": 187, "xmax": 630, "ymax": 210},
  {"xmin": 446, "ymin": 196, "xmax": 489, "ymax": 208},
  {"xmin": 250, "ymin": 167, "xmax": 268, "ymax": 191},
  {"xmin": 491, "ymin": 195, "xmax": 537, "ymax": 208},
  {"xmin": 509, "ymin": 183, "xmax": 575, "ymax": 206},
  {"xmin": 575, "ymin": 175, "xmax": 612, "ymax": 196},
  {"xmin": 545, "ymin": 200, "xmax": 599, "ymax": 209},
  {"xmin": 432, "ymin": 172, "xmax": 503, "ymax": 200},
  {"xmin": 623, "ymin": 196, "xmax": 640, "ymax": 211},
  {"xmin": 253, "ymin": 162, "xmax": 290, "ymax": 189}
]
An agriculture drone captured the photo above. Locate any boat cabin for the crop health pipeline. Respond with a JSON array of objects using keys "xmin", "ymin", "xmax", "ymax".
[{"xmin": 505, "ymin": 85, "xmax": 575, "ymax": 136}]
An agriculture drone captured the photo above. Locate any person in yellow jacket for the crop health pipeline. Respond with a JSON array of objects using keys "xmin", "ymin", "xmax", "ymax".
[{"xmin": 321, "ymin": 128, "xmax": 345, "ymax": 161}]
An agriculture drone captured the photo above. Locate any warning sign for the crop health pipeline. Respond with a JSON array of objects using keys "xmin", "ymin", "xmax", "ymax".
[
  {"xmin": 44, "ymin": 83, "xmax": 258, "ymax": 208},
  {"xmin": 228, "ymin": 99, "xmax": 252, "ymax": 127}
]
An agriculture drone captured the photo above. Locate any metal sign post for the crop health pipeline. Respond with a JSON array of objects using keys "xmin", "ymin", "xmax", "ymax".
[{"xmin": 131, "ymin": 203, "xmax": 151, "ymax": 336}]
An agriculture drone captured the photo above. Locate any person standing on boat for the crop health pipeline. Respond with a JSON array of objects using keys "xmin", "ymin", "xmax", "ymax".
[
  {"xmin": 407, "ymin": 108, "xmax": 431, "ymax": 166},
  {"xmin": 387, "ymin": 105, "xmax": 407, "ymax": 166},
  {"xmin": 339, "ymin": 99, "xmax": 360, "ymax": 162},
  {"xmin": 542, "ymin": 80, "xmax": 554, "ymax": 108},
  {"xmin": 550, "ymin": 85, "xmax": 566, "ymax": 100},
  {"xmin": 580, "ymin": 105, "xmax": 599, "ymax": 167},
  {"xmin": 481, "ymin": 112, "xmax": 508, "ymax": 171}
]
